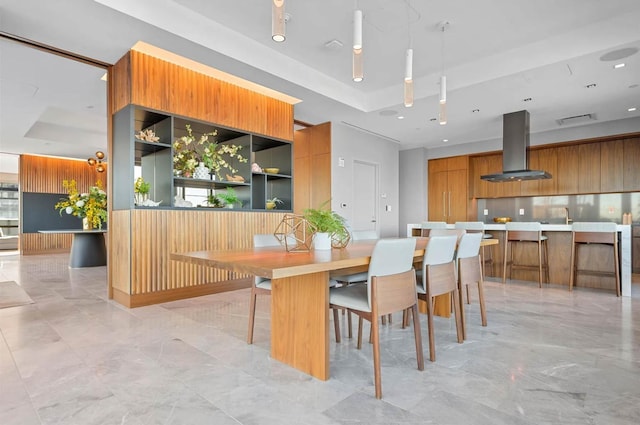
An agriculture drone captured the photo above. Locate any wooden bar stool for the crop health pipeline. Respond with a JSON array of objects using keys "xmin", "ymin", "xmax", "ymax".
[
  {"xmin": 569, "ymin": 222, "xmax": 620, "ymax": 296},
  {"xmin": 502, "ymin": 222, "xmax": 549, "ymax": 287}
]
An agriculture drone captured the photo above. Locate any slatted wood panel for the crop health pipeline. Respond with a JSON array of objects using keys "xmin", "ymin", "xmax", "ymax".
[
  {"xmin": 110, "ymin": 54, "xmax": 131, "ymax": 114},
  {"xmin": 118, "ymin": 50, "xmax": 294, "ymax": 141},
  {"xmin": 109, "ymin": 210, "xmax": 131, "ymax": 294},
  {"xmin": 20, "ymin": 155, "xmax": 107, "ymax": 193},
  {"xmin": 20, "ymin": 233, "xmax": 71, "ymax": 254},
  {"xmin": 118, "ymin": 209, "xmax": 287, "ymax": 296}
]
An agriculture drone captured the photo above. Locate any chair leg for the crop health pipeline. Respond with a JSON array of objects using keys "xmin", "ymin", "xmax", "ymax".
[
  {"xmin": 357, "ymin": 317, "xmax": 364, "ymax": 349},
  {"xmin": 569, "ymin": 235, "xmax": 576, "ymax": 291},
  {"xmin": 402, "ymin": 308, "xmax": 409, "ymax": 328},
  {"xmin": 478, "ymin": 280, "xmax": 487, "ymax": 327},
  {"xmin": 502, "ymin": 238, "xmax": 509, "ymax": 284},
  {"xmin": 458, "ymin": 281, "xmax": 467, "ymax": 341},
  {"xmin": 465, "ymin": 285, "xmax": 470, "ymax": 304},
  {"xmin": 426, "ymin": 296, "xmax": 436, "ymax": 362},
  {"xmin": 247, "ymin": 288, "xmax": 257, "ymax": 344},
  {"xmin": 411, "ymin": 305, "xmax": 424, "ymax": 371},
  {"xmin": 544, "ymin": 240, "xmax": 550, "ymax": 284},
  {"xmin": 332, "ymin": 308, "xmax": 341, "ymax": 343},
  {"xmin": 371, "ymin": 315, "xmax": 382, "ymax": 399},
  {"xmin": 452, "ymin": 290, "xmax": 463, "ymax": 344},
  {"xmin": 614, "ymin": 241, "xmax": 621, "ymax": 297},
  {"xmin": 347, "ymin": 311, "xmax": 353, "ymax": 338},
  {"xmin": 537, "ymin": 240, "xmax": 543, "ymax": 288}
]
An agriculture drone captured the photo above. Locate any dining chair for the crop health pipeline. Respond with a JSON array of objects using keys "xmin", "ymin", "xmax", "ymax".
[
  {"xmin": 331, "ymin": 230, "xmax": 379, "ymax": 339},
  {"xmin": 415, "ymin": 235, "xmax": 462, "ymax": 362},
  {"xmin": 329, "ymin": 238, "xmax": 423, "ymax": 399},
  {"xmin": 455, "ymin": 221, "xmax": 494, "ymax": 278},
  {"xmin": 428, "ymin": 227, "xmax": 466, "ymax": 243},
  {"xmin": 455, "ymin": 232, "xmax": 486, "ymax": 340},
  {"xmin": 420, "ymin": 221, "xmax": 447, "ymax": 237}
]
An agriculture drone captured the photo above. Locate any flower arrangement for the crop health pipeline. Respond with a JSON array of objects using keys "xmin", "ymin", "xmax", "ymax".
[
  {"xmin": 55, "ymin": 179, "xmax": 107, "ymax": 229},
  {"xmin": 173, "ymin": 124, "xmax": 247, "ymax": 179}
]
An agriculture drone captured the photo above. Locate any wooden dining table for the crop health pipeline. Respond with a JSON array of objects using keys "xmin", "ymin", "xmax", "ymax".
[{"xmin": 171, "ymin": 236, "xmax": 498, "ymax": 380}]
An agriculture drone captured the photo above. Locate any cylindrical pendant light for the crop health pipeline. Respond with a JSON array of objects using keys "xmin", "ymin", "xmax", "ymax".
[
  {"xmin": 439, "ymin": 75, "xmax": 446, "ymax": 104},
  {"xmin": 352, "ymin": 9, "xmax": 364, "ymax": 82},
  {"xmin": 353, "ymin": 48, "xmax": 364, "ymax": 82},
  {"xmin": 272, "ymin": 0, "xmax": 286, "ymax": 42},
  {"xmin": 404, "ymin": 48, "xmax": 413, "ymax": 107},
  {"xmin": 353, "ymin": 9, "xmax": 363, "ymax": 49}
]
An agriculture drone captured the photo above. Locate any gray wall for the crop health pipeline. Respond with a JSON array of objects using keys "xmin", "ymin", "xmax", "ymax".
[
  {"xmin": 331, "ymin": 123, "xmax": 400, "ymax": 237},
  {"xmin": 399, "ymin": 148, "xmax": 427, "ymax": 234}
]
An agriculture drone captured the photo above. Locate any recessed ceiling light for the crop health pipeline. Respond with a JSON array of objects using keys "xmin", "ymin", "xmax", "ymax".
[
  {"xmin": 523, "ymin": 97, "xmax": 532, "ymax": 102},
  {"xmin": 585, "ymin": 83, "xmax": 597, "ymax": 88},
  {"xmin": 397, "ymin": 116, "xmax": 405, "ymax": 120},
  {"xmin": 442, "ymin": 139, "xmax": 448, "ymax": 142},
  {"xmin": 614, "ymin": 63, "xmax": 625, "ymax": 69},
  {"xmin": 629, "ymin": 107, "xmax": 637, "ymax": 112}
]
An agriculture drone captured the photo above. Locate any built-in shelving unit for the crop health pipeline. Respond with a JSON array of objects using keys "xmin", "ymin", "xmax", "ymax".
[{"xmin": 112, "ymin": 105, "xmax": 293, "ymax": 212}]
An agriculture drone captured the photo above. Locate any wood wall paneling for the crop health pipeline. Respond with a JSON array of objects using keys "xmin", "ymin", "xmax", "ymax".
[
  {"xmin": 555, "ymin": 145, "xmax": 579, "ymax": 194},
  {"xmin": 124, "ymin": 50, "xmax": 294, "ymax": 141},
  {"xmin": 293, "ymin": 122, "xmax": 331, "ymax": 213}
]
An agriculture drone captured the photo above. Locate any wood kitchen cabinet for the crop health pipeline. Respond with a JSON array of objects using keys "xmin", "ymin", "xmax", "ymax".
[
  {"xmin": 520, "ymin": 148, "xmax": 557, "ymax": 196},
  {"xmin": 578, "ymin": 143, "xmax": 601, "ymax": 193},
  {"xmin": 601, "ymin": 139, "xmax": 624, "ymax": 192},
  {"xmin": 623, "ymin": 137, "xmax": 640, "ymax": 191},
  {"xmin": 555, "ymin": 144, "xmax": 579, "ymax": 194},
  {"xmin": 428, "ymin": 156, "xmax": 468, "ymax": 223}
]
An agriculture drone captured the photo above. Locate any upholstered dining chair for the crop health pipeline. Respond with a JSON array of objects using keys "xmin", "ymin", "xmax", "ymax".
[
  {"xmin": 455, "ymin": 232, "xmax": 486, "ymax": 340},
  {"xmin": 455, "ymin": 221, "xmax": 494, "ymax": 277},
  {"xmin": 415, "ymin": 235, "xmax": 462, "ymax": 362},
  {"xmin": 331, "ymin": 230, "xmax": 379, "ymax": 339},
  {"xmin": 428, "ymin": 227, "xmax": 466, "ymax": 243},
  {"xmin": 329, "ymin": 238, "xmax": 423, "ymax": 399},
  {"xmin": 420, "ymin": 221, "xmax": 447, "ymax": 237}
]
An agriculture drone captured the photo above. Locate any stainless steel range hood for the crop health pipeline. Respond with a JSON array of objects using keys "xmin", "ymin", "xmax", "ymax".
[{"xmin": 480, "ymin": 110, "xmax": 552, "ymax": 182}]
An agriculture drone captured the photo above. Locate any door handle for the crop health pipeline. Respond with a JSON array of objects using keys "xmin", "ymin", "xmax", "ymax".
[
  {"xmin": 448, "ymin": 191, "xmax": 452, "ymax": 218},
  {"xmin": 442, "ymin": 192, "xmax": 446, "ymax": 219}
]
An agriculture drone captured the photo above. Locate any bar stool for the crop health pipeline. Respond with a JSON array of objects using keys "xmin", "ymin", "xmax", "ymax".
[
  {"xmin": 569, "ymin": 222, "xmax": 620, "ymax": 296},
  {"xmin": 455, "ymin": 221, "xmax": 494, "ymax": 278},
  {"xmin": 420, "ymin": 221, "xmax": 447, "ymax": 237},
  {"xmin": 502, "ymin": 222, "xmax": 549, "ymax": 287}
]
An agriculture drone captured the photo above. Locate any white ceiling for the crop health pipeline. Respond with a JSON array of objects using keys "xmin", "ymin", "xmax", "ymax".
[{"xmin": 1, "ymin": 0, "xmax": 639, "ymax": 165}]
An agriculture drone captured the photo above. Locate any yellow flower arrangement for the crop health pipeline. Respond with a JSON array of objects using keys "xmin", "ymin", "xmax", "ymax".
[{"xmin": 55, "ymin": 179, "xmax": 108, "ymax": 229}]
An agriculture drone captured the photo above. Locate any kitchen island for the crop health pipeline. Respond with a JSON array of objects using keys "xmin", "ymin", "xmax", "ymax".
[{"xmin": 407, "ymin": 223, "xmax": 632, "ymax": 296}]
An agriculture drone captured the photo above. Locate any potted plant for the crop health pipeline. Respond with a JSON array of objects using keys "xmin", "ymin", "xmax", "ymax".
[
  {"xmin": 266, "ymin": 197, "xmax": 284, "ymax": 210},
  {"xmin": 217, "ymin": 187, "xmax": 240, "ymax": 208},
  {"xmin": 134, "ymin": 177, "xmax": 151, "ymax": 205},
  {"xmin": 203, "ymin": 193, "xmax": 224, "ymax": 208},
  {"xmin": 303, "ymin": 202, "xmax": 347, "ymax": 250}
]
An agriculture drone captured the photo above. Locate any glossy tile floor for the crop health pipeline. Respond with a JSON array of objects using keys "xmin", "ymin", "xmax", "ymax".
[{"xmin": 1, "ymin": 252, "xmax": 639, "ymax": 424}]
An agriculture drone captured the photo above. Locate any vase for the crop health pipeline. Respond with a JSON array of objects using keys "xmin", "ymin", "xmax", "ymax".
[
  {"xmin": 313, "ymin": 232, "xmax": 332, "ymax": 250},
  {"xmin": 134, "ymin": 192, "xmax": 149, "ymax": 206},
  {"xmin": 82, "ymin": 217, "xmax": 93, "ymax": 230},
  {"xmin": 266, "ymin": 201, "xmax": 276, "ymax": 210},
  {"xmin": 194, "ymin": 162, "xmax": 210, "ymax": 179}
]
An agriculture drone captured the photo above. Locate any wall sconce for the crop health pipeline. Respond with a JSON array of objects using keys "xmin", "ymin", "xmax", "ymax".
[{"xmin": 88, "ymin": 151, "xmax": 106, "ymax": 173}]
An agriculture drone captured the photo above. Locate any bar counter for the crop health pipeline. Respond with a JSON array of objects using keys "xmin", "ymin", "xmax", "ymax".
[{"xmin": 407, "ymin": 223, "xmax": 631, "ymax": 296}]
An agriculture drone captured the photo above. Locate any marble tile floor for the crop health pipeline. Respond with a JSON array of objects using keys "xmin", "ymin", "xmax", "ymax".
[{"xmin": 0, "ymin": 252, "xmax": 639, "ymax": 425}]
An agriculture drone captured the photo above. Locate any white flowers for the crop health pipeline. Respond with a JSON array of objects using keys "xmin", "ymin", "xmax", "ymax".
[
  {"xmin": 76, "ymin": 200, "xmax": 85, "ymax": 208},
  {"xmin": 65, "ymin": 206, "xmax": 73, "ymax": 214}
]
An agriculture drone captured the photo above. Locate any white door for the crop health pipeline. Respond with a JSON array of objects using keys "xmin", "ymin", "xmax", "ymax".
[{"xmin": 352, "ymin": 160, "xmax": 378, "ymax": 232}]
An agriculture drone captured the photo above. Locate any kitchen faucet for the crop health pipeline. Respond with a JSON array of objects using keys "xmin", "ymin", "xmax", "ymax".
[{"xmin": 564, "ymin": 207, "xmax": 573, "ymax": 225}]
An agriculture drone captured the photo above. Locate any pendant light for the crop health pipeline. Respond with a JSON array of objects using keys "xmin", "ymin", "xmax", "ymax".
[
  {"xmin": 404, "ymin": 49, "xmax": 414, "ymax": 107},
  {"xmin": 403, "ymin": 2, "xmax": 414, "ymax": 107},
  {"xmin": 353, "ymin": 8, "xmax": 363, "ymax": 82},
  {"xmin": 87, "ymin": 151, "xmax": 106, "ymax": 173},
  {"xmin": 272, "ymin": 0, "xmax": 286, "ymax": 42},
  {"xmin": 438, "ymin": 21, "xmax": 449, "ymax": 125}
]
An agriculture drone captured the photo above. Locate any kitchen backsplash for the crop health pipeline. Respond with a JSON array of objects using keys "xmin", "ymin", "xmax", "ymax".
[{"xmin": 477, "ymin": 192, "xmax": 640, "ymax": 224}]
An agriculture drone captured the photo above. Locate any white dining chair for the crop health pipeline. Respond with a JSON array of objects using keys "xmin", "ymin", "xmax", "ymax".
[
  {"xmin": 415, "ymin": 235, "xmax": 462, "ymax": 362},
  {"xmin": 455, "ymin": 221, "xmax": 494, "ymax": 277},
  {"xmin": 455, "ymin": 232, "xmax": 486, "ymax": 340},
  {"xmin": 329, "ymin": 238, "xmax": 423, "ymax": 399},
  {"xmin": 420, "ymin": 221, "xmax": 447, "ymax": 237}
]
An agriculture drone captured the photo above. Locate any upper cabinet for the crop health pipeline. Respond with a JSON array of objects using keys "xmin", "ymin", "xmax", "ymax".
[
  {"xmin": 623, "ymin": 136, "xmax": 640, "ymax": 191},
  {"xmin": 600, "ymin": 140, "xmax": 624, "ymax": 192},
  {"xmin": 470, "ymin": 154, "xmax": 520, "ymax": 198}
]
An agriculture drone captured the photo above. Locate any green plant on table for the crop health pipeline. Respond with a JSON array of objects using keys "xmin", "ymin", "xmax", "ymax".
[{"xmin": 303, "ymin": 201, "xmax": 346, "ymax": 235}]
